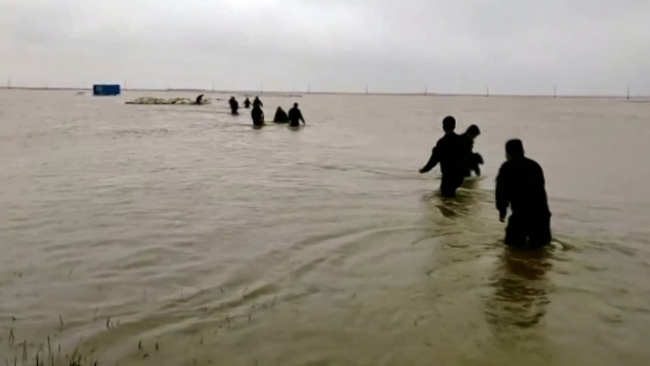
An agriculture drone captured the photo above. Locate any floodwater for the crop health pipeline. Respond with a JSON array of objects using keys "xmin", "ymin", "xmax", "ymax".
[{"xmin": 1, "ymin": 90, "xmax": 650, "ymax": 365}]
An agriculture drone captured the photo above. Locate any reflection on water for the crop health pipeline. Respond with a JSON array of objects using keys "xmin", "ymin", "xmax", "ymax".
[
  {"xmin": 423, "ymin": 183, "xmax": 481, "ymax": 219},
  {"xmin": 486, "ymin": 248, "xmax": 551, "ymax": 332}
]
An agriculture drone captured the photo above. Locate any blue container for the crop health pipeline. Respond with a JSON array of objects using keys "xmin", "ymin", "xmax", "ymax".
[{"xmin": 93, "ymin": 84, "xmax": 121, "ymax": 96}]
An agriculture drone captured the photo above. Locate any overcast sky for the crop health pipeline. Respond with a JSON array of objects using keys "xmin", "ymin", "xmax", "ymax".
[{"xmin": 1, "ymin": 0, "xmax": 649, "ymax": 95}]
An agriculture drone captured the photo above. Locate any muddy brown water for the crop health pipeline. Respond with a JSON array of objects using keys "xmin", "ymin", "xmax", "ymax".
[{"xmin": 1, "ymin": 90, "xmax": 650, "ymax": 365}]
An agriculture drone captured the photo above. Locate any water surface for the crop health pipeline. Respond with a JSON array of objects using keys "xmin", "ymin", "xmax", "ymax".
[{"xmin": 1, "ymin": 90, "xmax": 650, "ymax": 365}]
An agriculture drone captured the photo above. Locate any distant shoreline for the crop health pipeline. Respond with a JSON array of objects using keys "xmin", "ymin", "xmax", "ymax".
[{"xmin": 0, "ymin": 86, "xmax": 645, "ymax": 99}]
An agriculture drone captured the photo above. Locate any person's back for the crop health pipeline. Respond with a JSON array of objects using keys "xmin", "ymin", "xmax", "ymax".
[
  {"xmin": 251, "ymin": 105, "xmax": 264, "ymax": 126},
  {"xmin": 459, "ymin": 125, "xmax": 483, "ymax": 176},
  {"xmin": 419, "ymin": 116, "xmax": 466, "ymax": 197},
  {"xmin": 434, "ymin": 133, "xmax": 464, "ymax": 175},
  {"xmin": 288, "ymin": 103, "xmax": 305, "ymax": 127},
  {"xmin": 274, "ymin": 107, "xmax": 289, "ymax": 123},
  {"xmin": 253, "ymin": 97, "xmax": 263, "ymax": 108},
  {"xmin": 229, "ymin": 97, "xmax": 239, "ymax": 114},
  {"xmin": 496, "ymin": 139, "xmax": 551, "ymax": 248},
  {"xmin": 497, "ymin": 157, "xmax": 550, "ymax": 217},
  {"xmin": 459, "ymin": 133, "xmax": 473, "ymax": 151},
  {"xmin": 244, "ymin": 98, "xmax": 251, "ymax": 108}
]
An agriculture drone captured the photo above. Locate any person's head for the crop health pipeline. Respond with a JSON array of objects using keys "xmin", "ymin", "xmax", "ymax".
[
  {"xmin": 505, "ymin": 139, "xmax": 525, "ymax": 160},
  {"xmin": 442, "ymin": 116, "xmax": 456, "ymax": 132},
  {"xmin": 277, "ymin": 106, "xmax": 283, "ymax": 111},
  {"xmin": 465, "ymin": 125, "xmax": 481, "ymax": 139},
  {"xmin": 294, "ymin": 103, "xmax": 299, "ymax": 108}
]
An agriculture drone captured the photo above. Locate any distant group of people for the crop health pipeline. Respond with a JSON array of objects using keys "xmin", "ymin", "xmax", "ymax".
[
  {"xmin": 273, "ymin": 104, "xmax": 305, "ymax": 127},
  {"xmin": 419, "ymin": 116, "xmax": 552, "ymax": 250},
  {"xmin": 228, "ymin": 96, "xmax": 305, "ymax": 128}
]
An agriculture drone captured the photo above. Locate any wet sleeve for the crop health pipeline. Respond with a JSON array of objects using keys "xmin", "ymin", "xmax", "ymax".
[
  {"xmin": 495, "ymin": 164, "xmax": 509, "ymax": 218},
  {"xmin": 420, "ymin": 147, "xmax": 439, "ymax": 173}
]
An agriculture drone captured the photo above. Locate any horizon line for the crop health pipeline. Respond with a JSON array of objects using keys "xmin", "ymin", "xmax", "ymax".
[{"xmin": 0, "ymin": 86, "xmax": 646, "ymax": 99}]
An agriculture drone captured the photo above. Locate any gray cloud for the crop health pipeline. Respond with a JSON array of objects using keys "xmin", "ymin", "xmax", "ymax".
[{"xmin": 1, "ymin": 0, "xmax": 649, "ymax": 95}]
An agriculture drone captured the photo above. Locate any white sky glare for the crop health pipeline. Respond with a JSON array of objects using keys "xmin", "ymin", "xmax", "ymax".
[{"xmin": 1, "ymin": 0, "xmax": 649, "ymax": 95}]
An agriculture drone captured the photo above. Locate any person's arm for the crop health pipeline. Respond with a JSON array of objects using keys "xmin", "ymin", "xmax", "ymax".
[
  {"xmin": 473, "ymin": 153, "xmax": 483, "ymax": 176},
  {"xmin": 495, "ymin": 164, "xmax": 509, "ymax": 222},
  {"xmin": 419, "ymin": 147, "xmax": 439, "ymax": 174},
  {"xmin": 300, "ymin": 111, "xmax": 305, "ymax": 124}
]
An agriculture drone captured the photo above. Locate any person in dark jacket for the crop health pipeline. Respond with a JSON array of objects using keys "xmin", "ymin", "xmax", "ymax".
[
  {"xmin": 419, "ymin": 116, "xmax": 466, "ymax": 197},
  {"xmin": 496, "ymin": 139, "xmax": 552, "ymax": 248},
  {"xmin": 251, "ymin": 105, "xmax": 264, "ymax": 127},
  {"xmin": 288, "ymin": 103, "xmax": 305, "ymax": 127},
  {"xmin": 253, "ymin": 96, "xmax": 263, "ymax": 108},
  {"xmin": 460, "ymin": 124, "xmax": 483, "ymax": 177},
  {"xmin": 229, "ymin": 96, "xmax": 239, "ymax": 115},
  {"xmin": 273, "ymin": 107, "xmax": 289, "ymax": 123},
  {"xmin": 243, "ymin": 98, "xmax": 252, "ymax": 109}
]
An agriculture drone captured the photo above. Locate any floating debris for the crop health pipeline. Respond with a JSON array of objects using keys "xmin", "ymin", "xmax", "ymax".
[{"xmin": 125, "ymin": 97, "xmax": 210, "ymax": 105}]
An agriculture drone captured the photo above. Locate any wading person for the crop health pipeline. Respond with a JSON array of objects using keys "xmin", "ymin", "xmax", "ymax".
[
  {"xmin": 419, "ymin": 116, "xmax": 465, "ymax": 197},
  {"xmin": 273, "ymin": 106, "xmax": 289, "ymax": 123},
  {"xmin": 496, "ymin": 139, "xmax": 552, "ymax": 248},
  {"xmin": 229, "ymin": 96, "xmax": 239, "ymax": 115},
  {"xmin": 460, "ymin": 124, "xmax": 483, "ymax": 177},
  {"xmin": 288, "ymin": 103, "xmax": 305, "ymax": 127},
  {"xmin": 251, "ymin": 104, "xmax": 264, "ymax": 127}
]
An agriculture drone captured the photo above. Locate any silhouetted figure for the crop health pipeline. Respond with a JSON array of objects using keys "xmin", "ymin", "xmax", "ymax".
[
  {"xmin": 419, "ymin": 116, "xmax": 465, "ymax": 197},
  {"xmin": 496, "ymin": 139, "xmax": 552, "ymax": 248},
  {"xmin": 460, "ymin": 125, "xmax": 484, "ymax": 177},
  {"xmin": 229, "ymin": 97, "xmax": 239, "ymax": 115},
  {"xmin": 273, "ymin": 107, "xmax": 289, "ymax": 123},
  {"xmin": 195, "ymin": 94, "xmax": 205, "ymax": 105},
  {"xmin": 253, "ymin": 96, "xmax": 263, "ymax": 108},
  {"xmin": 244, "ymin": 98, "xmax": 252, "ymax": 109},
  {"xmin": 251, "ymin": 105, "xmax": 264, "ymax": 127},
  {"xmin": 288, "ymin": 103, "xmax": 305, "ymax": 127}
]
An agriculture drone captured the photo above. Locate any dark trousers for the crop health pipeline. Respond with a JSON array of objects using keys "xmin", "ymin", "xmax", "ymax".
[
  {"xmin": 440, "ymin": 174, "xmax": 464, "ymax": 197},
  {"xmin": 505, "ymin": 214, "xmax": 552, "ymax": 249}
]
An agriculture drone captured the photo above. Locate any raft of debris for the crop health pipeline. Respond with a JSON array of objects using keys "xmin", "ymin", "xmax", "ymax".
[{"xmin": 125, "ymin": 97, "xmax": 210, "ymax": 105}]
